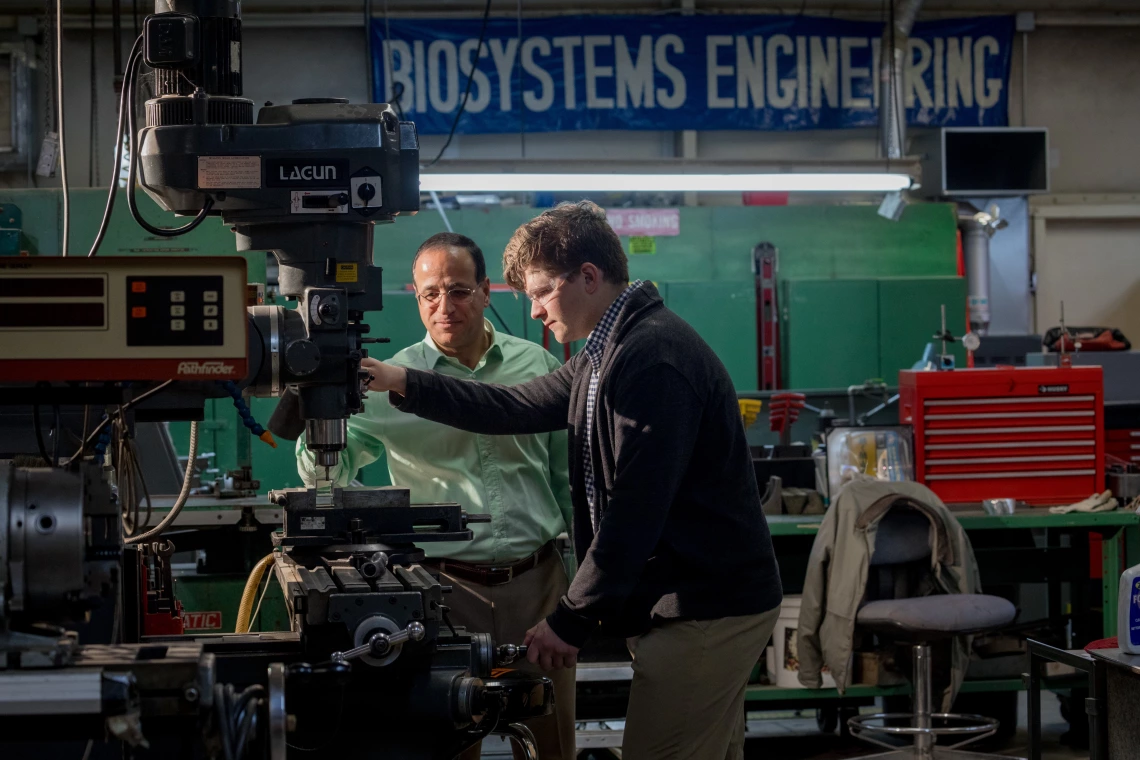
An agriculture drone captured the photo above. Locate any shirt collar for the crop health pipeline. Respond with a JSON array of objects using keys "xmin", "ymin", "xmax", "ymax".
[
  {"xmin": 584, "ymin": 280, "xmax": 644, "ymax": 371},
  {"xmin": 422, "ymin": 319, "xmax": 502, "ymax": 371}
]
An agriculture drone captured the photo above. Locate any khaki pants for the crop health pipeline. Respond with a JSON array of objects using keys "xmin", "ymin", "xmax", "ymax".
[
  {"xmin": 623, "ymin": 606, "xmax": 780, "ymax": 760},
  {"xmin": 439, "ymin": 549, "xmax": 576, "ymax": 760}
]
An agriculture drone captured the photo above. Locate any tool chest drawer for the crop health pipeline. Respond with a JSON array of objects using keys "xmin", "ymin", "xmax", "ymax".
[{"xmin": 900, "ymin": 367, "xmax": 1104, "ymax": 506}]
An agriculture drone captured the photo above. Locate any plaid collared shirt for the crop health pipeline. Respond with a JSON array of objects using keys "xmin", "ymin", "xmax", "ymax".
[{"xmin": 582, "ymin": 279, "xmax": 644, "ymax": 531}]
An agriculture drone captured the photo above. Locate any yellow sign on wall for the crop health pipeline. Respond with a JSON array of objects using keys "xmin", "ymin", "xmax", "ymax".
[{"xmin": 629, "ymin": 236, "xmax": 657, "ymax": 255}]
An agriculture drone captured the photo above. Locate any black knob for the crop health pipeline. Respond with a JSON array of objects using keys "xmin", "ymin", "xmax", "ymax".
[
  {"xmin": 356, "ymin": 183, "xmax": 376, "ymax": 202},
  {"xmin": 284, "ymin": 339, "xmax": 321, "ymax": 376},
  {"xmin": 319, "ymin": 302, "xmax": 340, "ymax": 321},
  {"xmin": 336, "ymin": 193, "xmax": 350, "ymax": 206}
]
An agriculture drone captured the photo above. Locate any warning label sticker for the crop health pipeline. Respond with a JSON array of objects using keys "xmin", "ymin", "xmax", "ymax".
[
  {"xmin": 197, "ymin": 156, "xmax": 261, "ymax": 189},
  {"xmin": 336, "ymin": 263, "xmax": 359, "ymax": 283},
  {"xmin": 300, "ymin": 516, "xmax": 326, "ymax": 531}
]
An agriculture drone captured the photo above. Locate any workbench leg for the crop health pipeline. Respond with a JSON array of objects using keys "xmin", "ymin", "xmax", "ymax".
[
  {"xmin": 1126, "ymin": 522, "xmax": 1140, "ymax": 570},
  {"xmin": 1026, "ymin": 653, "xmax": 1042, "ymax": 760},
  {"xmin": 1102, "ymin": 528, "xmax": 1123, "ymax": 639},
  {"xmin": 1090, "ymin": 662, "xmax": 1108, "ymax": 760},
  {"xmin": 1047, "ymin": 529, "xmax": 1062, "ymax": 632}
]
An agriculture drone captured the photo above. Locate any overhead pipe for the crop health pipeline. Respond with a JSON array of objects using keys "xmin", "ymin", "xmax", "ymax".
[
  {"xmin": 958, "ymin": 203, "xmax": 1009, "ymax": 336},
  {"xmin": 879, "ymin": 0, "xmax": 924, "ymax": 160},
  {"xmin": 960, "ymin": 213, "xmax": 992, "ymax": 335}
]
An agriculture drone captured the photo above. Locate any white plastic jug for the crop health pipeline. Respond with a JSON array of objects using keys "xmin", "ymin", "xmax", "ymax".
[{"xmin": 1119, "ymin": 562, "xmax": 1140, "ymax": 654}]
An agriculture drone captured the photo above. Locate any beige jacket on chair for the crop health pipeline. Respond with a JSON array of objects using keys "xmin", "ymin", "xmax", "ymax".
[{"xmin": 796, "ymin": 478, "xmax": 981, "ymax": 710}]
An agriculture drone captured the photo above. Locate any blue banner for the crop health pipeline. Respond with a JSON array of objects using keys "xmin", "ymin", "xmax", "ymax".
[{"xmin": 370, "ymin": 14, "xmax": 1013, "ymax": 135}]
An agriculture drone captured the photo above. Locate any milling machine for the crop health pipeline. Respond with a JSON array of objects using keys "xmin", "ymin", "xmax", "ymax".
[{"xmin": 0, "ymin": 1, "xmax": 552, "ymax": 757}]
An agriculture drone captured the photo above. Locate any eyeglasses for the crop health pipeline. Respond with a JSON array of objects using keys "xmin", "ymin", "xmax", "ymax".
[
  {"xmin": 415, "ymin": 286, "xmax": 476, "ymax": 305},
  {"xmin": 524, "ymin": 274, "xmax": 571, "ymax": 307}
]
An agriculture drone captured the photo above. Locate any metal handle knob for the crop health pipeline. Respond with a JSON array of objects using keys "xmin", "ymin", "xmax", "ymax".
[
  {"xmin": 495, "ymin": 644, "xmax": 529, "ymax": 666},
  {"xmin": 331, "ymin": 621, "xmax": 426, "ymax": 665},
  {"xmin": 371, "ymin": 620, "xmax": 426, "ymax": 656}
]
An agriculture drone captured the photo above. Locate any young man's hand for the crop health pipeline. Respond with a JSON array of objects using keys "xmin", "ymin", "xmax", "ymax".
[
  {"xmin": 361, "ymin": 357, "xmax": 408, "ymax": 395},
  {"xmin": 523, "ymin": 619, "xmax": 579, "ymax": 671}
]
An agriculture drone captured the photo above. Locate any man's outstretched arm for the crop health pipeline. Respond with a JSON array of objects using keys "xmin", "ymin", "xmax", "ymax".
[{"xmin": 363, "ymin": 355, "xmax": 577, "ymax": 436}]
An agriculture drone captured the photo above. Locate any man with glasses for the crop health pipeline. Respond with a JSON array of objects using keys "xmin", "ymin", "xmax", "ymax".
[
  {"xmin": 296, "ymin": 232, "xmax": 576, "ymax": 760},
  {"xmin": 360, "ymin": 202, "xmax": 782, "ymax": 760}
]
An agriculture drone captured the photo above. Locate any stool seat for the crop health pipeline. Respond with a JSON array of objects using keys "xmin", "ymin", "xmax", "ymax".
[{"xmin": 856, "ymin": 594, "xmax": 1016, "ymax": 639}]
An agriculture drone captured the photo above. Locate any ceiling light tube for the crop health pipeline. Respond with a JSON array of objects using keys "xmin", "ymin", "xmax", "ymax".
[{"xmin": 419, "ymin": 173, "xmax": 913, "ymax": 194}]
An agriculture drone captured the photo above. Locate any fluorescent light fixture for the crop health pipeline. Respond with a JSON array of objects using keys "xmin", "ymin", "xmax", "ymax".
[{"xmin": 419, "ymin": 172, "xmax": 913, "ymax": 194}]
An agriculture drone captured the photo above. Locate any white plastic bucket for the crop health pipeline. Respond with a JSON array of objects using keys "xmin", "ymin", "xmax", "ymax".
[{"xmin": 772, "ymin": 595, "xmax": 836, "ymax": 689}]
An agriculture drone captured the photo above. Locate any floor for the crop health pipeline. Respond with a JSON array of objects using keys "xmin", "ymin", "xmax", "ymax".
[{"xmin": 480, "ymin": 692, "xmax": 1089, "ymax": 759}]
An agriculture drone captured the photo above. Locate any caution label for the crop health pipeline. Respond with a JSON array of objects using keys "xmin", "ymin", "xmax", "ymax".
[
  {"xmin": 336, "ymin": 263, "xmax": 359, "ymax": 283},
  {"xmin": 197, "ymin": 156, "xmax": 262, "ymax": 189}
]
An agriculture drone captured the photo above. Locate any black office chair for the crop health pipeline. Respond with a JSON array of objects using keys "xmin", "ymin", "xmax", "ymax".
[{"xmin": 846, "ymin": 508, "xmax": 1019, "ymax": 760}]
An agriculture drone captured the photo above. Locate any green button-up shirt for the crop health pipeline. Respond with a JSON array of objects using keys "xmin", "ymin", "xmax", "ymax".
[{"xmin": 296, "ymin": 320, "xmax": 572, "ymax": 563}]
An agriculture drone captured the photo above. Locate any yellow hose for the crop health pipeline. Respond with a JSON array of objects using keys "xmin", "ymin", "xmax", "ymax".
[{"xmin": 235, "ymin": 553, "xmax": 277, "ymax": 633}]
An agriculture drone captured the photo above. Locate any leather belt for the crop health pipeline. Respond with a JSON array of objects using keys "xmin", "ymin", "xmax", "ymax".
[{"xmin": 424, "ymin": 541, "xmax": 556, "ymax": 587}]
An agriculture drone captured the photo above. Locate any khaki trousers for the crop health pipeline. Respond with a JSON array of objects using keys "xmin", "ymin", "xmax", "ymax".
[
  {"xmin": 623, "ymin": 606, "xmax": 781, "ymax": 760},
  {"xmin": 440, "ymin": 549, "xmax": 576, "ymax": 760}
]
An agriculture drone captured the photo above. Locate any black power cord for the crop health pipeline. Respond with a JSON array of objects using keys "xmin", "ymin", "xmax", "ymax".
[
  {"xmin": 88, "ymin": 36, "xmax": 141, "ymax": 257},
  {"xmin": 51, "ymin": 405, "xmax": 61, "ymax": 467},
  {"xmin": 65, "ymin": 380, "xmax": 174, "ymax": 466},
  {"xmin": 32, "ymin": 403, "xmax": 52, "ymax": 466},
  {"xmin": 89, "ymin": 0, "xmax": 98, "ymax": 187},
  {"xmin": 424, "ymin": 0, "xmax": 492, "ymax": 168},
  {"xmin": 125, "ymin": 45, "xmax": 215, "ymax": 236}
]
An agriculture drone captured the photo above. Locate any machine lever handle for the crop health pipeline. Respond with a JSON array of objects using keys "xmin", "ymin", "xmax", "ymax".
[
  {"xmin": 495, "ymin": 644, "xmax": 529, "ymax": 666},
  {"xmin": 330, "ymin": 621, "xmax": 427, "ymax": 665}
]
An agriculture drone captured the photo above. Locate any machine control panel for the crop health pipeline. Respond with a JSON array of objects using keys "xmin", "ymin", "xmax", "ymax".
[
  {"xmin": 126, "ymin": 275, "xmax": 225, "ymax": 346},
  {"xmin": 0, "ymin": 256, "xmax": 247, "ymax": 381}
]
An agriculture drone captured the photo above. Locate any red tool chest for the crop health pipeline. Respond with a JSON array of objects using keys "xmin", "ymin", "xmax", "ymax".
[
  {"xmin": 899, "ymin": 367, "xmax": 1104, "ymax": 506},
  {"xmin": 1106, "ymin": 429, "xmax": 1140, "ymax": 465}
]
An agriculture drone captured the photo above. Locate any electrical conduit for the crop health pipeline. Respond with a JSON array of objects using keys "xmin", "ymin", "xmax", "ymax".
[{"xmin": 236, "ymin": 553, "xmax": 277, "ymax": 634}]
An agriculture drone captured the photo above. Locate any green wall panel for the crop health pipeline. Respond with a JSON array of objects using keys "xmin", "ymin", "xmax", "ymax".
[
  {"xmin": 1, "ymin": 188, "xmax": 961, "ymax": 491},
  {"xmin": 662, "ymin": 281, "xmax": 757, "ymax": 391},
  {"xmin": 781, "ymin": 276, "xmax": 969, "ymax": 389},
  {"xmin": 782, "ymin": 279, "xmax": 881, "ymax": 389},
  {"xmin": 5, "ymin": 189, "xmax": 266, "ymax": 280},
  {"xmin": 703, "ymin": 204, "xmax": 958, "ymax": 281},
  {"xmin": 2, "ymin": 191, "xmax": 957, "ymax": 288},
  {"xmin": 878, "ymin": 277, "xmax": 968, "ymax": 381},
  {"xmin": 367, "ymin": 203, "xmax": 958, "ymax": 287}
]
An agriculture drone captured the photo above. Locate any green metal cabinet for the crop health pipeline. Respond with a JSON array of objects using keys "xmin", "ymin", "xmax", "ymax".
[
  {"xmin": 780, "ymin": 277, "xmax": 968, "ymax": 389},
  {"xmin": 662, "ymin": 281, "xmax": 758, "ymax": 392},
  {"xmin": 878, "ymin": 277, "xmax": 967, "ymax": 378},
  {"xmin": 781, "ymin": 279, "xmax": 881, "ymax": 389}
]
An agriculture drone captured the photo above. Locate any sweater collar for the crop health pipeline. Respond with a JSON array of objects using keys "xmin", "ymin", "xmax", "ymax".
[{"xmin": 583, "ymin": 280, "xmax": 644, "ymax": 372}]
